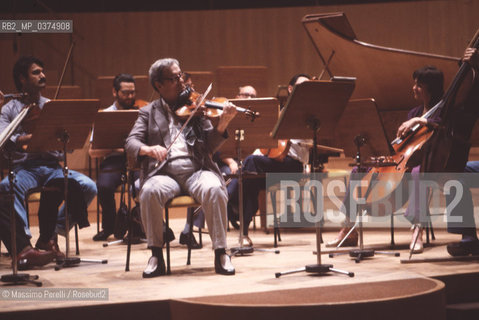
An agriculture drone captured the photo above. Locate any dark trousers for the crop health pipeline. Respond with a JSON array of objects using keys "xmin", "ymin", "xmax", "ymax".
[
  {"xmin": 97, "ymin": 155, "xmax": 139, "ymax": 232},
  {"xmin": 0, "ymin": 195, "xmax": 30, "ymax": 254},
  {"xmin": 38, "ymin": 178, "xmax": 88, "ymax": 241},
  {"xmin": 228, "ymin": 155, "xmax": 303, "ymax": 234}
]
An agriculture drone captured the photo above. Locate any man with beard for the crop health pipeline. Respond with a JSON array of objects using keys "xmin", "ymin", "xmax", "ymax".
[
  {"xmin": 92, "ymin": 73, "xmax": 140, "ymax": 241},
  {"xmin": 0, "ymin": 56, "xmax": 97, "ymax": 269}
]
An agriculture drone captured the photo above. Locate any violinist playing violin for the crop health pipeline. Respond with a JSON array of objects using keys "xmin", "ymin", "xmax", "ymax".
[
  {"xmin": 227, "ymin": 74, "xmax": 312, "ymax": 247},
  {"xmin": 0, "ymin": 56, "xmax": 97, "ymax": 269},
  {"xmin": 91, "ymin": 73, "xmax": 142, "ymax": 242},
  {"xmin": 125, "ymin": 58, "xmax": 237, "ymax": 277}
]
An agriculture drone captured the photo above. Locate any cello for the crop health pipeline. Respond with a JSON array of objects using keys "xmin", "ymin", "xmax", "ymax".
[{"xmin": 354, "ymin": 29, "xmax": 479, "ymax": 209}]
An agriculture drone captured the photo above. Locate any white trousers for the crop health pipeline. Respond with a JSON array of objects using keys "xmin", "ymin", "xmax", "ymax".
[{"xmin": 139, "ymin": 158, "xmax": 228, "ymax": 249}]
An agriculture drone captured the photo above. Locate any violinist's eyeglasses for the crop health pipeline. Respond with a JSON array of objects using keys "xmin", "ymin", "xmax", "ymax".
[{"xmin": 163, "ymin": 72, "xmax": 184, "ymax": 83}]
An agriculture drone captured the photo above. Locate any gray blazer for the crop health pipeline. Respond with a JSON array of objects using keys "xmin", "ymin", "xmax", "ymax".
[{"xmin": 125, "ymin": 98, "xmax": 228, "ymax": 188}]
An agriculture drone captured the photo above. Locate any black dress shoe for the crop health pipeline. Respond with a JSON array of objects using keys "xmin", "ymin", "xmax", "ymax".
[
  {"xmin": 229, "ymin": 219, "xmax": 240, "ymax": 230},
  {"xmin": 164, "ymin": 227, "xmax": 175, "ymax": 243},
  {"xmin": 93, "ymin": 230, "xmax": 113, "ymax": 241},
  {"xmin": 214, "ymin": 249, "xmax": 235, "ymax": 276},
  {"xmin": 447, "ymin": 240, "xmax": 479, "ymax": 257},
  {"xmin": 179, "ymin": 232, "xmax": 202, "ymax": 249},
  {"xmin": 142, "ymin": 256, "xmax": 166, "ymax": 278},
  {"xmin": 17, "ymin": 246, "xmax": 54, "ymax": 270},
  {"xmin": 35, "ymin": 239, "xmax": 65, "ymax": 260}
]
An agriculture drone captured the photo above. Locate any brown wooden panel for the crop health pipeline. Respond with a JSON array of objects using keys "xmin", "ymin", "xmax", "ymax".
[
  {"xmin": 215, "ymin": 66, "xmax": 268, "ymax": 99},
  {"xmin": 184, "ymin": 71, "xmax": 215, "ymax": 97},
  {"xmin": 379, "ymin": 110, "xmax": 410, "ymax": 144},
  {"xmin": 43, "ymin": 85, "xmax": 82, "ymax": 99},
  {"xmin": 336, "ymin": 99, "xmax": 391, "ymax": 158}
]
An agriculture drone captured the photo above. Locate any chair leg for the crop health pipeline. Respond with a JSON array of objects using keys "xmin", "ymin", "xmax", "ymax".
[
  {"xmin": 428, "ymin": 219, "xmax": 435, "ymax": 241},
  {"xmin": 125, "ymin": 170, "xmax": 134, "ymax": 272},
  {"xmin": 96, "ymin": 158, "xmax": 100, "ymax": 234},
  {"xmin": 271, "ymin": 190, "xmax": 279, "ymax": 248},
  {"xmin": 390, "ymin": 212, "xmax": 395, "ymax": 247},
  {"xmin": 75, "ymin": 225, "xmax": 80, "ymax": 255},
  {"xmin": 187, "ymin": 210, "xmax": 192, "ymax": 266},
  {"xmin": 165, "ymin": 207, "xmax": 171, "ymax": 275}
]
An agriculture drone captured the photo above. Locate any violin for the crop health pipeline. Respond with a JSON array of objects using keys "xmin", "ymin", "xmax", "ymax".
[
  {"xmin": 174, "ymin": 86, "xmax": 259, "ymax": 121},
  {"xmin": 134, "ymin": 99, "xmax": 149, "ymax": 108},
  {"xmin": 260, "ymin": 140, "xmax": 291, "ymax": 161}
]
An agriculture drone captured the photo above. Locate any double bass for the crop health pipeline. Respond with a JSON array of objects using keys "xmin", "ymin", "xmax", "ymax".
[{"xmin": 354, "ymin": 29, "xmax": 479, "ymax": 208}]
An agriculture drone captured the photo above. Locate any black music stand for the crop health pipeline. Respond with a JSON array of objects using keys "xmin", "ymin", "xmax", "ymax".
[
  {"xmin": 272, "ymin": 80, "xmax": 354, "ymax": 278},
  {"xmin": 89, "ymin": 110, "xmax": 140, "ymax": 247},
  {"xmin": 329, "ymin": 98, "xmax": 399, "ymax": 262},
  {"xmin": 0, "ymin": 116, "xmax": 42, "ymax": 286},
  {"xmin": 218, "ymin": 98, "xmax": 279, "ymax": 256},
  {"xmin": 26, "ymin": 99, "xmax": 108, "ymax": 270}
]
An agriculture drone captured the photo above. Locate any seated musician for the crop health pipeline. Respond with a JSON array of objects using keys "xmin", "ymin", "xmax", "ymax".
[
  {"xmin": 327, "ymin": 65, "xmax": 444, "ymax": 252},
  {"xmin": 330, "ymin": 48, "xmax": 479, "ymax": 256},
  {"xmin": 125, "ymin": 58, "xmax": 237, "ymax": 277},
  {"xmin": 236, "ymin": 85, "xmax": 257, "ymax": 99},
  {"xmin": 228, "ymin": 74, "xmax": 312, "ymax": 247},
  {"xmin": 92, "ymin": 73, "xmax": 141, "ymax": 241},
  {"xmin": 0, "ymin": 56, "xmax": 97, "ymax": 269}
]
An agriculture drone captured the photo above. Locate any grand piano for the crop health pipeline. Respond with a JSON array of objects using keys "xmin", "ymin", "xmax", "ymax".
[{"xmin": 301, "ymin": 12, "xmax": 465, "ymax": 147}]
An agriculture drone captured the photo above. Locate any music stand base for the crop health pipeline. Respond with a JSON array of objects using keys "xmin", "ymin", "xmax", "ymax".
[
  {"xmin": 230, "ymin": 246, "xmax": 254, "ymax": 256},
  {"xmin": 348, "ymin": 248, "xmax": 399, "ymax": 263},
  {"xmin": 275, "ymin": 264, "xmax": 354, "ymax": 278},
  {"xmin": 55, "ymin": 257, "xmax": 107, "ymax": 270},
  {"xmin": 349, "ymin": 248, "xmax": 375, "ymax": 263},
  {"xmin": 1, "ymin": 273, "xmax": 42, "ymax": 287}
]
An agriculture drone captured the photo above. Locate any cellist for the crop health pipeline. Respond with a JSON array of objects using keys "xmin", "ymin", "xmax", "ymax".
[{"xmin": 327, "ymin": 66, "xmax": 445, "ymax": 252}]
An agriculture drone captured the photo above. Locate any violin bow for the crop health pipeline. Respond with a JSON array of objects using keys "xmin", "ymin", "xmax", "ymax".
[
  {"xmin": 154, "ymin": 83, "xmax": 213, "ymax": 168},
  {"xmin": 54, "ymin": 41, "xmax": 75, "ymax": 99}
]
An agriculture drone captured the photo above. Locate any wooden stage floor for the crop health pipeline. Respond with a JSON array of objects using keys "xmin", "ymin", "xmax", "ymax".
[{"xmin": 1, "ymin": 216, "xmax": 478, "ymax": 319}]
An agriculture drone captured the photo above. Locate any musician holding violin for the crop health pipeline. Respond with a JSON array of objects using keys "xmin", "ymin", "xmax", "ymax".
[
  {"xmin": 0, "ymin": 56, "xmax": 97, "ymax": 269},
  {"xmin": 92, "ymin": 73, "xmax": 143, "ymax": 242},
  {"xmin": 125, "ymin": 58, "xmax": 237, "ymax": 277},
  {"xmin": 227, "ymin": 74, "xmax": 312, "ymax": 247}
]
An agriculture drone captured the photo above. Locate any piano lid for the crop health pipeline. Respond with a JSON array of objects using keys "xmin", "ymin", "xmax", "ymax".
[{"xmin": 302, "ymin": 12, "xmax": 460, "ymax": 112}]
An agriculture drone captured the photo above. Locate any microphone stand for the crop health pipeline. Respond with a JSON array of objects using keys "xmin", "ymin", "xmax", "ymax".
[{"xmin": 329, "ymin": 135, "xmax": 399, "ymax": 263}]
